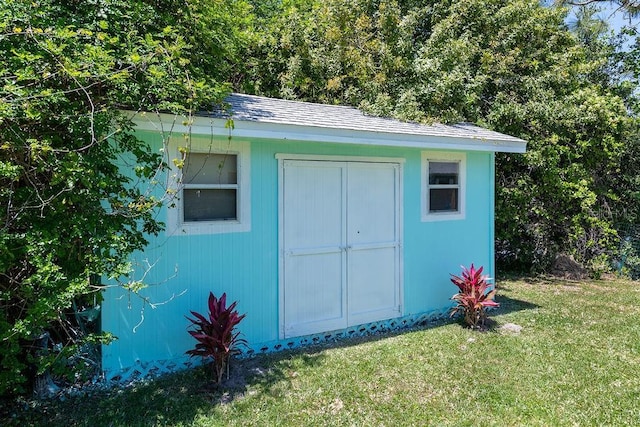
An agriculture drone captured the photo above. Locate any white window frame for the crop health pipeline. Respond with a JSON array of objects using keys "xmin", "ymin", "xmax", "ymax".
[
  {"xmin": 421, "ymin": 151, "xmax": 466, "ymax": 222},
  {"xmin": 166, "ymin": 139, "xmax": 251, "ymax": 235}
]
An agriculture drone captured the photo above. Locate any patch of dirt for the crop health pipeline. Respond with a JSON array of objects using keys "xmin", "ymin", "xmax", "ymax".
[
  {"xmin": 550, "ymin": 254, "xmax": 588, "ymax": 280},
  {"xmin": 195, "ymin": 356, "xmax": 274, "ymax": 404}
]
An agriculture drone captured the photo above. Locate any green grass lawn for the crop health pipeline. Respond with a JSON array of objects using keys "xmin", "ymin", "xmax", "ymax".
[{"xmin": 4, "ymin": 277, "xmax": 640, "ymax": 426}]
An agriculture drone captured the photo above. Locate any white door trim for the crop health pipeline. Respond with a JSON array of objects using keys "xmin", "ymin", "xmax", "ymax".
[
  {"xmin": 278, "ymin": 154, "xmax": 404, "ymax": 339},
  {"xmin": 276, "ymin": 153, "xmax": 405, "ymax": 164}
]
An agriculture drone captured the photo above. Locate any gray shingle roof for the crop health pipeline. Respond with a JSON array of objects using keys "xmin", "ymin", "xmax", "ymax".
[
  {"xmin": 132, "ymin": 93, "xmax": 525, "ymax": 153},
  {"xmin": 225, "ymin": 93, "xmax": 525, "ymax": 144}
]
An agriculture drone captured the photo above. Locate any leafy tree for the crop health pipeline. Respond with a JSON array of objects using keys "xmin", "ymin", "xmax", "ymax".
[
  {"xmin": 243, "ymin": 0, "xmax": 639, "ymax": 273},
  {"xmin": 0, "ymin": 0, "xmax": 251, "ymax": 396}
]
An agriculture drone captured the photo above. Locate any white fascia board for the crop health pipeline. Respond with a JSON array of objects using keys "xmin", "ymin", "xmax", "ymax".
[
  {"xmin": 232, "ymin": 121, "xmax": 527, "ymax": 153},
  {"xmin": 129, "ymin": 111, "xmax": 527, "ymax": 154}
]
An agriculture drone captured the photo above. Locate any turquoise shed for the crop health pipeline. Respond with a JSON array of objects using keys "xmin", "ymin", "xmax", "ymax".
[{"xmin": 101, "ymin": 94, "xmax": 526, "ymax": 380}]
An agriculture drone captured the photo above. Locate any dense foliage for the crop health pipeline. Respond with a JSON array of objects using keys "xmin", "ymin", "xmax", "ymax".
[
  {"xmin": 242, "ymin": 0, "xmax": 640, "ymax": 274},
  {"xmin": 0, "ymin": 0, "xmax": 250, "ymax": 396}
]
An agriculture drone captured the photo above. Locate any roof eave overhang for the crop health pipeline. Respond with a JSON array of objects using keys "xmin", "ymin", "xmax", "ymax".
[{"xmin": 129, "ymin": 111, "xmax": 527, "ymax": 154}]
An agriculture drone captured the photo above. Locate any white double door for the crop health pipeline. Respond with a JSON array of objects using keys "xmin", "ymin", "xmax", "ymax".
[{"xmin": 281, "ymin": 159, "xmax": 401, "ymax": 338}]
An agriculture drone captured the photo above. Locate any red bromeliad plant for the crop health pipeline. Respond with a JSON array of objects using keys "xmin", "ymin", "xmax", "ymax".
[
  {"xmin": 186, "ymin": 292, "xmax": 246, "ymax": 384},
  {"xmin": 450, "ymin": 264, "xmax": 499, "ymax": 329}
]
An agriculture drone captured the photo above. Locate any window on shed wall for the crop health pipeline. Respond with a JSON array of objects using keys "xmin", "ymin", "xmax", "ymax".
[
  {"xmin": 428, "ymin": 161, "xmax": 459, "ymax": 213},
  {"xmin": 182, "ymin": 153, "xmax": 238, "ymax": 222},
  {"xmin": 166, "ymin": 139, "xmax": 251, "ymax": 235},
  {"xmin": 421, "ymin": 151, "xmax": 466, "ymax": 221}
]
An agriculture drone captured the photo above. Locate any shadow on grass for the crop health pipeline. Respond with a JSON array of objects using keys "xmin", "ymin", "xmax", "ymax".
[
  {"xmin": 445, "ymin": 294, "xmax": 540, "ymax": 333},
  {"xmin": 4, "ymin": 297, "xmax": 542, "ymax": 426},
  {"xmin": 2, "ymin": 350, "xmax": 327, "ymax": 427},
  {"xmin": 493, "ymin": 294, "xmax": 540, "ymax": 315}
]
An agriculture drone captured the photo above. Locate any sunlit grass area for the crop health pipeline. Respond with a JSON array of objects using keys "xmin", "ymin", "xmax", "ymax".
[{"xmin": 4, "ymin": 277, "xmax": 640, "ymax": 426}]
